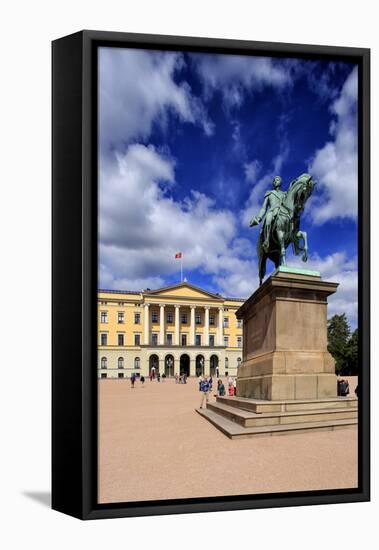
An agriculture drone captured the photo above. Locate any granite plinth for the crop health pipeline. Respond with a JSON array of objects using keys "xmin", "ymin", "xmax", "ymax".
[{"xmin": 236, "ymin": 269, "xmax": 338, "ymax": 400}]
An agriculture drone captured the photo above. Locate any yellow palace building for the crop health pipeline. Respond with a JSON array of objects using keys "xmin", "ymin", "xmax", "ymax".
[{"xmin": 98, "ymin": 281, "xmax": 244, "ymax": 379}]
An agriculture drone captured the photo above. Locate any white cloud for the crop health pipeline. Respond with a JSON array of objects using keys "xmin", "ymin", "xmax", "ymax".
[
  {"xmin": 192, "ymin": 54, "xmax": 294, "ymax": 109},
  {"xmin": 291, "ymin": 252, "xmax": 358, "ymax": 326},
  {"xmin": 99, "ymin": 144, "xmax": 247, "ymax": 291},
  {"xmin": 99, "ymin": 262, "xmax": 165, "ymax": 292},
  {"xmin": 99, "ymin": 47, "xmax": 213, "ymax": 155},
  {"xmin": 244, "ymin": 159, "xmax": 262, "ymax": 183},
  {"xmin": 308, "ymin": 67, "xmax": 358, "ymax": 224}
]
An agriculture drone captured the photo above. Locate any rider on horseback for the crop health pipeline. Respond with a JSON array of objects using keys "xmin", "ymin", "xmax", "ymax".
[{"xmin": 249, "ymin": 176, "xmax": 286, "ymax": 253}]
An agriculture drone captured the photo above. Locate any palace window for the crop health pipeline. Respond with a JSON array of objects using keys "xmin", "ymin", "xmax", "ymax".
[
  {"xmin": 152, "ymin": 333, "xmax": 158, "ymax": 346},
  {"xmin": 134, "ymin": 357, "xmax": 141, "ymax": 369},
  {"xmin": 195, "ymin": 334, "xmax": 201, "ymax": 346},
  {"xmin": 209, "ymin": 335, "xmax": 215, "ymax": 347},
  {"xmin": 134, "ymin": 312, "xmax": 141, "ymax": 324},
  {"xmin": 134, "ymin": 333, "xmax": 141, "ymax": 346},
  {"xmin": 100, "ymin": 334, "xmax": 107, "ymax": 346},
  {"xmin": 195, "ymin": 314, "xmax": 201, "ymax": 325},
  {"xmin": 223, "ymin": 336, "xmax": 229, "ymax": 347},
  {"xmin": 100, "ymin": 311, "xmax": 108, "ymax": 323},
  {"xmin": 118, "ymin": 302, "xmax": 125, "ymax": 306},
  {"xmin": 118, "ymin": 312, "xmax": 125, "ymax": 324},
  {"xmin": 237, "ymin": 319, "xmax": 242, "ymax": 329},
  {"xmin": 223, "ymin": 317, "xmax": 229, "ymax": 328},
  {"xmin": 181, "ymin": 313, "xmax": 187, "ymax": 324},
  {"xmin": 118, "ymin": 357, "xmax": 124, "ymax": 369},
  {"xmin": 237, "ymin": 357, "xmax": 242, "ymax": 367},
  {"xmin": 167, "ymin": 333, "xmax": 173, "ymax": 346},
  {"xmin": 118, "ymin": 334, "xmax": 124, "ymax": 346},
  {"xmin": 101, "ymin": 373, "xmax": 107, "ymax": 379},
  {"xmin": 101, "ymin": 357, "xmax": 107, "ymax": 369},
  {"xmin": 152, "ymin": 311, "xmax": 158, "ymax": 323},
  {"xmin": 118, "ymin": 373, "xmax": 124, "ymax": 379},
  {"xmin": 167, "ymin": 312, "xmax": 173, "ymax": 323},
  {"xmin": 225, "ymin": 357, "xmax": 229, "ymax": 369},
  {"xmin": 237, "ymin": 336, "xmax": 242, "ymax": 348},
  {"xmin": 209, "ymin": 315, "xmax": 215, "ymax": 326},
  {"xmin": 181, "ymin": 334, "xmax": 187, "ymax": 346},
  {"xmin": 100, "ymin": 301, "xmax": 108, "ymax": 305}
]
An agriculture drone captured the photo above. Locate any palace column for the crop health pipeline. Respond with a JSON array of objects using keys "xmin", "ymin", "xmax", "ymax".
[
  {"xmin": 143, "ymin": 303, "xmax": 150, "ymax": 345},
  {"xmin": 218, "ymin": 307, "xmax": 224, "ymax": 346},
  {"xmin": 190, "ymin": 357, "xmax": 196, "ymax": 377},
  {"xmin": 174, "ymin": 304, "xmax": 180, "ymax": 345},
  {"xmin": 190, "ymin": 305, "xmax": 196, "ymax": 345},
  {"xmin": 159, "ymin": 304, "xmax": 165, "ymax": 345},
  {"xmin": 204, "ymin": 306, "xmax": 210, "ymax": 346},
  {"xmin": 204, "ymin": 357, "xmax": 210, "ymax": 376}
]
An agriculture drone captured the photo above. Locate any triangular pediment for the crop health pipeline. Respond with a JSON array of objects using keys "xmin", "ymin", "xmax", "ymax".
[{"xmin": 144, "ymin": 282, "xmax": 223, "ymax": 301}]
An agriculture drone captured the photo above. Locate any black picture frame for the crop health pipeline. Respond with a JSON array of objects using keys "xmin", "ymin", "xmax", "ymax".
[{"xmin": 52, "ymin": 30, "xmax": 370, "ymax": 520}]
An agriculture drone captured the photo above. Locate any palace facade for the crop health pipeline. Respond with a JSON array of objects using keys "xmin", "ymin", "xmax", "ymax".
[{"xmin": 98, "ymin": 282, "xmax": 244, "ymax": 379}]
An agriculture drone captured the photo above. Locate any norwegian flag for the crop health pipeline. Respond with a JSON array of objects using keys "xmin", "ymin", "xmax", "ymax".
[{"xmin": 175, "ymin": 252, "xmax": 182, "ymax": 259}]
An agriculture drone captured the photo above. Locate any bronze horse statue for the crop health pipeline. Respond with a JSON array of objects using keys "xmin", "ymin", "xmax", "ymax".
[{"xmin": 254, "ymin": 173, "xmax": 316, "ymax": 285}]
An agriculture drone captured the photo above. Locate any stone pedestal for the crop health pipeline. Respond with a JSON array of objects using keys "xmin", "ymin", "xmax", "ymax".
[
  {"xmin": 236, "ymin": 267, "xmax": 338, "ymax": 400},
  {"xmin": 196, "ymin": 268, "xmax": 358, "ymax": 438}
]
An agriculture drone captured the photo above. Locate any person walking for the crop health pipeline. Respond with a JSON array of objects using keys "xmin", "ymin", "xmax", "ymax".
[
  {"xmin": 199, "ymin": 376, "xmax": 211, "ymax": 409},
  {"xmin": 233, "ymin": 378, "xmax": 237, "ymax": 397},
  {"xmin": 175, "ymin": 373, "xmax": 179, "ymax": 384},
  {"xmin": 130, "ymin": 372, "xmax": 136, "ymax": 389},
  {"xmin": 140, "ymin": 375, "xmax": 145, "ymax": 386},
  {"xmin": 228, "ymin": 380, "xmax": 235, "ymax": 396}
]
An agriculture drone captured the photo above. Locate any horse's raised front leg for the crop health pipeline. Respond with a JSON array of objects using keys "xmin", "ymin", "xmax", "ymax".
[
  {"xmin": 276, "ymin": 229, "xmax": 286, "ymax": 265},
  {"xmin": 297, "ymin": 230, "xmax": 308, "ymax": 262}
]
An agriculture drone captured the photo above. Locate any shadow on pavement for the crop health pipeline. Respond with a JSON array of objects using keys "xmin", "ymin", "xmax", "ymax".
[{"xmin": 22, "ymin": 491, "xmax": 51, "ymax": 508}]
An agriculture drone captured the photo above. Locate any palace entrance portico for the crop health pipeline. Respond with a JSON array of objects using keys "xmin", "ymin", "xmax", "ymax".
[
  {"xmin": 180, "ymin": 354, "xmax": 190, "ymax": 376},
  {"xmin": 196, "ymin": 355, "xmax": 205, "ymax": 377},
  {"xmin": 149, "ymin": 354, "xmax": 159, "ymax": 376},
  {"xmin": 165, "ymin": 354, "xmax": 174, "ymax": 377}
]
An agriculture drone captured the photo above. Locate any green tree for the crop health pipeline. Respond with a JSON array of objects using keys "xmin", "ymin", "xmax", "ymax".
[
  {"xmin": 327, "ymin": 314, "xmax": 350, "ymax": 375},
  {"xmin": 345, "ymin": 328, "xmax": 359, "ymax": 375}
]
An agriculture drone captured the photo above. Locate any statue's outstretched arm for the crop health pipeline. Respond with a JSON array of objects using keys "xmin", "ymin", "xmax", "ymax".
[{"xmin": 250, "ymin": 196, "xmax": 268, "ymax": 227}]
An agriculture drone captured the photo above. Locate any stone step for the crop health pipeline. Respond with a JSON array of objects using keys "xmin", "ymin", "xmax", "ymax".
[
  {"xmin": 216, "ymin": 395, "xmax": 358, "ymax": 414},
  {"xmin": 207, "ymin": 401, "xmax": 357, "ymax": 428},
  {"xmin": 196, "ymin": 407, "xmax": 357, "ymax": 439}
]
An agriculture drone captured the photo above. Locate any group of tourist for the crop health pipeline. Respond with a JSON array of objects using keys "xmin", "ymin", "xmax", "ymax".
[
  {"xmin": 198, "ymin": 374, "xmax": 237, "ymax": 408},
  {"xmin": 130, "ymin": 373, "xmax": 145, "ymax": 388},
  {"xmin": 337, "ymin": 378, "xmax": 350, "ymax": 397},
  {"xmin": 148, "ymin": 367, "xmax": 170, "ymax": 382},
  {"xmin": 174, "ymin": 372, "xmax": 188, "ymax": 384},
  {"xmin": 337, "ymin": 378, "xmax": 359, "ymax": 398}
]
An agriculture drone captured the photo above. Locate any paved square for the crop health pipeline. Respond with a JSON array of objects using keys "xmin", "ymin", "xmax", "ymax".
[{"xmin": 98, "ymin": 377, "xmax": 358, "ymax": 504}]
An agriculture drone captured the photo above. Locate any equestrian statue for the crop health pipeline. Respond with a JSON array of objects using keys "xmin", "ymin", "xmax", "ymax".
[{"xmin": 249, "ymin": 173, "xmax": 316, "ymax": 285}]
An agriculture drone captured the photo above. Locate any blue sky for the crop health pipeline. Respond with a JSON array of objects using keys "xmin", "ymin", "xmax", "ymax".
[{"xmin": 98, "ymin": 47, "xmax": 358, "ymax": 325}]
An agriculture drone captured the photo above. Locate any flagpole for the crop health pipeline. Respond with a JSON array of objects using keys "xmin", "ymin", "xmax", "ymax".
[{"xmin": 181, "ymin": 255, "xmax": 183, "ymax": 282}]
